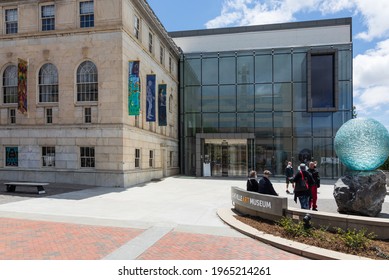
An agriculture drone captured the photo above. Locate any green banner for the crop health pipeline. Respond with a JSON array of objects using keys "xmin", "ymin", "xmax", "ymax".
[{"xmin": 128, "ymin": 61, "xmax": 140, "ymax": 116}]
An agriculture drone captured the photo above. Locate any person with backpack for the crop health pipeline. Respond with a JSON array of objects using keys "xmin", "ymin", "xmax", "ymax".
[{"xmin": 293, "ymin": 163, "xmax": 314, "ymax": 209}]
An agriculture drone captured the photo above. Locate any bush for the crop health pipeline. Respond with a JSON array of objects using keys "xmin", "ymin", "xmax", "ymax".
[
  {"xmin": 277, "ymin": 217, "xmax": 312, "ymax": 237},
  {"xmin": 336, "ymin": 228, "xmax": 375, "ymax": 250}
]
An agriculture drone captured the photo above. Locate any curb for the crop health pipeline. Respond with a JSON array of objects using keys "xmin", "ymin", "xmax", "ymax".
[{"xmin": 217, "ymin": 208, "xmax": 371, "ymax": 260}]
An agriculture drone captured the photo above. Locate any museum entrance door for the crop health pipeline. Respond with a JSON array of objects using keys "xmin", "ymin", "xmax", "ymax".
[{"xmin": 203, "ymin": 139, "xmax": 247, "ymax": 177}]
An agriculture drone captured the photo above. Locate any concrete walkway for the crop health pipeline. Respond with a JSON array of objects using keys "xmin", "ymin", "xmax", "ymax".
[{"xmin": 0, "ymin": 176, "xmax": 387, "ymax": 260}]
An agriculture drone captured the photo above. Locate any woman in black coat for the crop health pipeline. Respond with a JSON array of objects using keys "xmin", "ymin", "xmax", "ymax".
[{"xmin": 246, "ymin": 170, "xmax": 260, "ymax": 192}]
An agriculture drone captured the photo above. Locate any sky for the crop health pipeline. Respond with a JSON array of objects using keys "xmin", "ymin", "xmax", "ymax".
[{"xmin": 147, "ymin": 0, "xmax": 389, "ymax": 131}]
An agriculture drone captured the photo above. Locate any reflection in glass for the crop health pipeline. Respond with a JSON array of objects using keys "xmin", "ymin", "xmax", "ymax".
[
  {"xmin": 202, "ymin": 86, "xmax": 218, "ymax": 112},
  {"xmin": 255, "ymin": 55, "xmax": 272, "ymax": 83},
  {"xmin": 219, "ymin": 85, "xmax": 236, "ymax": 112},
  {"xmin": 202, "ymin": 58, "xmax": 218, "ymax": 85},
  {"xmin": 237, "ymin": 113, "xmax": 254, "ymax": 133},
  {"xmin": 255, "ymin": 84, "xmax": 272, "ymax": 111},
  {"xmin": 184, "ymin": 86, "xmax": 201, "ymax": 112},
  {"xmin": 237, "ymin": 56, "xmax": 254, "ymax": 84},
  {"xmin": 237, "ymin": 84, "xmax": 254, "ymax": 111},
  {"xmin": 219, "ymin": 56, "xmax": 236, "ymax": 84},
  {"xmin": 273, "ymin": 83, "xmax": 292, "ymax": 111},
  {"xmin": 274, "ymin": 54, "xmax": 291, "ymax": 82},
  {"xmin": 313, "ymin": 113, "xmax": 332, "ymax": 137}
]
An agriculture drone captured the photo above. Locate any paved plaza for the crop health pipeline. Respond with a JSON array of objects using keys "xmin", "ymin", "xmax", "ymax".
[{"xmin": 0, "ymin": 176, "xmax": 388, "ymax": 260}]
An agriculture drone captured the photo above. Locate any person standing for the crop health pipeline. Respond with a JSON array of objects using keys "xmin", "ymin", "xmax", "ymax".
[
  {"xmin": 293, "ymin": 163, "xmax": 313, "ymax": 209},
  {"xmin": 307, "ymin": 161, "xmax": 320, "ymax": 211},
  {"xmin": 285, "ymin": 161, "xmax": 294, "ymax": 194},
  {"xmin": 258, "ymin": 170, "xmax": 278, "ymax": 196},
  {"xmin": 246, "ymin": 170, "xmax": 260, "ymax": 192}
]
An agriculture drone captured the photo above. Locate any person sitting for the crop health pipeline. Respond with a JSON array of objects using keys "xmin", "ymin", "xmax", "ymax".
[
  {"xmin": 246, "ymin": 170, "xmax": 260, "ymax": 192},
  {"xmin": 258, "ymin": 170, "xmax": 278, "ymax": 196}
]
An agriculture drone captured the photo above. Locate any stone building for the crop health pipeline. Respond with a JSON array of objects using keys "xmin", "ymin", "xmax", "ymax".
[{"xmin": 0, "ymin": 0, "xmax": 180, "ymax": 187}]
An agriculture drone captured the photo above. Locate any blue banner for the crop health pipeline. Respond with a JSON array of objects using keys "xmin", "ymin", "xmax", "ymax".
[
  {"xmin": 158, "ymin": 84, "xmax": 167, "ymax": 126},
  {"xmin": 146, "ymin": 75, "xmax": 156, "ymax": 122},
  {"xmin": 128, "ymin": 61, "xmax": 140, "ymax": 116}
]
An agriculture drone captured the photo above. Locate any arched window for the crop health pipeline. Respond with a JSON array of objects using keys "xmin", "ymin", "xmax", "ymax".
[
  {"xmin": 3, "ymin": 65, "xmax": 17, "ymax": 104},
  {"xmin": 39, "ymin": 63, "xmax": 59, "ymax": 102},
  {"xmin": 77, "ymin": 61, "xmax": 98, "ymax": 101}
]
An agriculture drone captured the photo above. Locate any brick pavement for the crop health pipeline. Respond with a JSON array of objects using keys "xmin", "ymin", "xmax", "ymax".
[
  {"xmin": 137, "ymin": 231, "xmax": 305, "ymax": 260},
  {"xmin": 0, "ymin": 217, "xmax": 144, "ymax": 260},
  {"xmin": 0, "ymin": 217, "xmax": 305, "ymax": 260}
]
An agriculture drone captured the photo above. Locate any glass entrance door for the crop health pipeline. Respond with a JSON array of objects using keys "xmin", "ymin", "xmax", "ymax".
[{"xmin": 203, "ymin": 139, "xmax": 247, "ymax": 177}]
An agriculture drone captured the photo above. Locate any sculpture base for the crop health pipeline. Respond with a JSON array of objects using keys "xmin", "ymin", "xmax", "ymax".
[{"xmin": 333, "ymin": 170, "xmax": 387, "ymax": 217}]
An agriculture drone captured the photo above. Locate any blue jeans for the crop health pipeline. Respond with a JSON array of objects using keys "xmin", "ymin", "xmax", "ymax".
[{"xmin": 298, "ymin": 195, "xmax": 310, "ymax": 209}]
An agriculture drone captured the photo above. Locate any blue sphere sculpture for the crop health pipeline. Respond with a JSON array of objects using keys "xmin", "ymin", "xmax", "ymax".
[{"xmin": 334, "ymin": 118, "xmax": 389, "ymax": 171}]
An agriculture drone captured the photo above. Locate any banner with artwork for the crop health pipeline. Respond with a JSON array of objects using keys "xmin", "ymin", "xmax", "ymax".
[
  {"xmin": 158, "ymin": 84, "xmax": 167, "ymax": 126},
  {"xmin": 17, "ymin": 58, "xmax": 28, "ymax": 114},
  {"xmin": 146, "ymin": 74, "xmax": 156, "ymax": 122},
  {"xmin": 128, "ymin": 61, "xmax": 140, "ymax": 116},
  {"xmin": 5, "ymin": 147, "xmax": 18, "ymax": 167}
]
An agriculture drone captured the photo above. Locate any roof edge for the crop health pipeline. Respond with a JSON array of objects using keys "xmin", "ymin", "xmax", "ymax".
[{"xmin": 169, "ymin": 17, "xmax": 352, "ymax": 38}]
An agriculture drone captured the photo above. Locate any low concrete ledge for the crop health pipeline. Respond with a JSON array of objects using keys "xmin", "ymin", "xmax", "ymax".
[
  {"xmin": 286, "ymin": 207, "xmax": 389, "ymax": 239},
  {"xmin": 231, "ymin": 186, "xmax": 287, "ymax": 221},
  {"xmin": 217, "ymin": 208, "xmax": 370, "ymax": 260},
  {"xmin": 232, "ymin": 186, "xmax": 389, "ymax": 239}
]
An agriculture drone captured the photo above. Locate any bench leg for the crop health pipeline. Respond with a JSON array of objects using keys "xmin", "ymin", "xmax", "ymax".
[
  {"xmin": 6, "ymin": 185, "xmax": 16, "ymax": 192},
  {"xmin": 37, "ymin": 186, "xmax": 46, "ymax": 194}
]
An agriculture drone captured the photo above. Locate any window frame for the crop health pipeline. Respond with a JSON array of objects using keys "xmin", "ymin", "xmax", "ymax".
[
  {"xmin": 135, "ymin": 148, "xmax": 141, "ymax": 168},
  {"xmin": 9, "ymin": 108, "xmax": 16, "ymax": 124},
  {"xmin": 41, "ymin": 4, "xmax": 55, "ymax": 31},
  {"xmin": 307, "ymin": 49, "xmax": 339, "ymax": 112},
  {"xmin": 76, "ymin": 61, "xmax": 98, "ymax": 102},
  {"xmin": 42, "ymin": 146, "xmax": 55, "ymax": 167},
  {"xmin": 79, "ymin": 0, "xmax": 94, "ymax": 28},
  {"xmin": 84, "ymin": 107, "xmax": 92, "ymax": 123},
  {"xmin": 80, "ymin": 146, "xmax": 95, "ymax": 168},
  {"xmin": 5, "ymin": 8, "xmax": 18, "ymax": 34},
  {"xmin": 149, "ymin": 150, "xmax": 154, "ymax": 168},
  {"xmin": 46, "ymin": 108, "xmax": 53, "ymax": 124},
  {"xmin": 160, "ymin": 45, "xmax": 165, "ymax": 65},
  {"xmin": 39, "ymin": 63, "xmax": 59, "ymax": 103},
  {"xmin": 134, "ymin": 14, "xmax": 140, "ymax": 40},
  {"xmin": 148, "ymin": 31, "xmax": 154, "ymax": 54},
  {"xmin": 3, "ymin": 64, "xmax": 18, "ymax": 104}
]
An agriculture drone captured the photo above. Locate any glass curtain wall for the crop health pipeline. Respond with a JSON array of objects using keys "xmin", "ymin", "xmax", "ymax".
[{"xmin": 180, "ymin": 44, "xmax": 352, "ymax": 178}]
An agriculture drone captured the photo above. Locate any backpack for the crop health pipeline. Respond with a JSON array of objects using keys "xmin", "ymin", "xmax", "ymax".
[{"xmin": 295, "ymin": 171, "xmax": 309, "ymax": 192}]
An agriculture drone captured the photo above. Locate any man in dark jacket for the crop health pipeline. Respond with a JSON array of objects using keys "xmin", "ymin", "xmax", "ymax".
[
  {"xmin": 307, "ymin": 161, "xmax": 320, "ymax": 211},
  {"xmin": 246, "ymin": 170, "xmax": 260, "ymax": 192},
  {"xmin": 258, "ymin": 170, "xmax": 278, "ymax": 196}
]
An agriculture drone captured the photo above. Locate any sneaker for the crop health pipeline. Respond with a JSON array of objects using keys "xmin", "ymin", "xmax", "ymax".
[
  {"xmin": 286, "ymin": 190, "xmax": 290, "ymax": 194},
  {"xmin": 312, "ymin": 208, "xmax": 318, "ymax": 211}
]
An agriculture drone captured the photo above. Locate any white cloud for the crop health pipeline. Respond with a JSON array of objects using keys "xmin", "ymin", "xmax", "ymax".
[
  {"xmin": 206, "ymin": 0, "xmax": 389, "ymax": 41},
  {"xmin": 353, "ymin": 39, "xmax": 389, "ymax": 119}
]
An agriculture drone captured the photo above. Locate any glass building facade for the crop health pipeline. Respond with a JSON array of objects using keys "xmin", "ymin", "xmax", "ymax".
[{"xmin": 175, "ymin": 20, "xmax": 353, "ymax": 179}]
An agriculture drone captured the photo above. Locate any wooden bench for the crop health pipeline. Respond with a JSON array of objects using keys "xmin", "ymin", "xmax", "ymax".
[{"xmin": 4, "ymin": 182, "xmax": 49, "ymax": 194}]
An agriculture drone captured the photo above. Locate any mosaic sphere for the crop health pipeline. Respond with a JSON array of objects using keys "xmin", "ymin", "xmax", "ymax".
[{"xmin": 334, "ymin": 118, "xmax": 389, "ymax": 171}]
